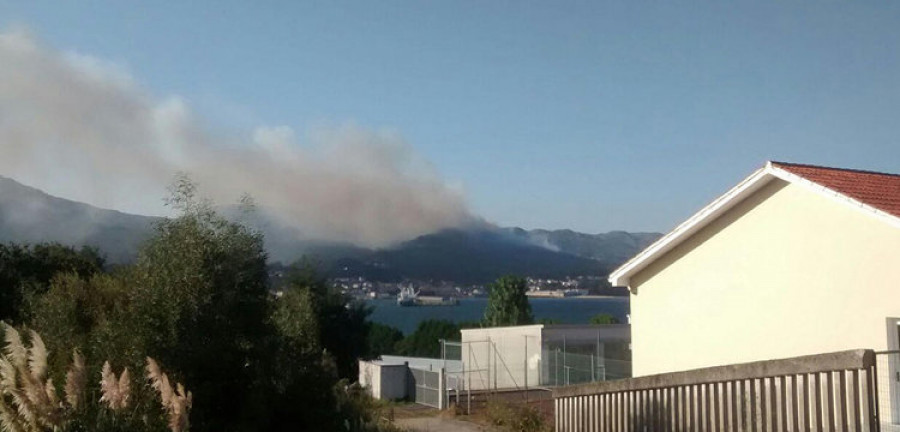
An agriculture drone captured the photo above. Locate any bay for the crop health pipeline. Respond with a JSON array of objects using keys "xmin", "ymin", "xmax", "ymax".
[{"xmin": 367, "ymin": 297, "xmax": 630, "ymax": 334}]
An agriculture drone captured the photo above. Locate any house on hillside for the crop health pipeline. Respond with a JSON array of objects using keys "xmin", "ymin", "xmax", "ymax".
[{"xmin": 609, "ymin": 161, "xmax": 900, "ymax": 382}]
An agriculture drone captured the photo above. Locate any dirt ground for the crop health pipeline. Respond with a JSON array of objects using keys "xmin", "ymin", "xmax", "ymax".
[
  {"xmin": 394, "ymin": 417, "xmax": 487, "ymax": 432},
  {"xmin": 388, "ymin": 388, "xmax": 554, "ymax": 432}
]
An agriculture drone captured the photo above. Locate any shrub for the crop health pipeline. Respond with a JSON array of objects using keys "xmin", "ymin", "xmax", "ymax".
[{"xmin": 484, "ymin": 399, "xmax": 550, "ymax": 432}]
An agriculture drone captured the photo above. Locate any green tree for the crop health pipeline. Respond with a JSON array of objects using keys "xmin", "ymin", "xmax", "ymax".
[
  {"xmin": 483, "ymin": 275, "xmax": 533, "ymax": 327},
  {"xmin": 0, "ymin": 243, "xmax": 104, "ymax": 323},
  {"xmin": 25, "ymin": 176, "xmax": 395, "ymax": 432},
  {"xmin": 124, "ymin": 176, "xmax": 273, "ymax": 431},
  {"xmin": 281, "ymin": 260, "xmax": 371, "ymax": 379},
  {"xmin": 396, "ymin": 320, "xmax": 460, "ymax": 358},
  {"xmin": 589, "ymin": 313, "xmax": 620, "ymax": 325},
  {"xmin": 366, "ymin": 322, "xmax": 403, "ymax": 357}
]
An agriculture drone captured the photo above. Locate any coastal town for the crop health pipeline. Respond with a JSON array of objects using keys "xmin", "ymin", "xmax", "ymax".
[{"xmin": 319, "ymin": 275, "xmax": 626, "ymax": 302}]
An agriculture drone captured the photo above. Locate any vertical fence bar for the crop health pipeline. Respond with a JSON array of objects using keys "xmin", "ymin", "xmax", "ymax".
[
  {"xmin": 689, "ymin": 385, "xmax": 696, "ymax": 432},
  {"xmin": 851, "ymin": 369, "xmax": 861, "ymax": 432},
  {"xmin": 713, "ymin": 382, "xmax": 721, "ymax": 432},
  {"xmin": 768, "ymin": 376, "xmax": 777, "ymax": 432},
  {"xmin": 825, "ymin": 371, "xmax": 835, "ymax": 432},
  {"xmin": 737, "ymin": 379, "xmax": 746, "ymax": 432},
  {"xmin": 675, "ymin": 386, "xmax": 681, "ymax": 432},
  {"xmin": 747, "ymin": 379, "xmax": 758, "ymax": 432},
  {"xmin": 778, "ymin": 376, "xmax": 788, "ymax": 432},
  {"xmin": 813, "ymin": 373, "xmax": 823, "ymax": 432},
  {"xmin": 706, "ymin": 383, "xmax": 712, "ymax": 432},
  {"xmin": 839, "ymin": 371, "xmax": 848, "ymax": 432},
  {"xmin": 791, "ymin": 375, "xmax": 800, "ymax": 432}
]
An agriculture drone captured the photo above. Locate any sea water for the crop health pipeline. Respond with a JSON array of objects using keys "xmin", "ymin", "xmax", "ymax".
[{"xmin": 367, "ymin": 297, "xmax": 629, "ymax": 334}]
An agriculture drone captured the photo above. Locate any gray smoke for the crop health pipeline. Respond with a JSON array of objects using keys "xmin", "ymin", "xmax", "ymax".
[{"xmin": 0, "ymin": 28, "xmax": 477, "ymax": 247}]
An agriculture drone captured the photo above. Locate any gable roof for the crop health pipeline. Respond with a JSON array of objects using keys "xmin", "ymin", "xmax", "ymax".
[
  {"xmin": 609, "ymin": 161, "xmax": 900, "ymax": 288},
  {"xmin": 771, "ymin": 162, "xmax": 900, "ymax": 219}
]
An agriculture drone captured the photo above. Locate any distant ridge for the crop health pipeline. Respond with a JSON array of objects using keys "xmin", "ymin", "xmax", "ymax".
[
  {"xmin": 0, "ymin": 175, "xmax": 660, "ymax": 281},
  {"xmin": 0, "ymin": 176, "xmax": 159, "ymax": 263}
]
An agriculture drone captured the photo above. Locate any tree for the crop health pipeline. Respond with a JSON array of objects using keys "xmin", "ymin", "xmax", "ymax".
[
  {"xmin": 28, "ymin": 176, "xmax": 273, "ymax": 431},
  {"xmin": 24, "ymin": 176, "xmax": 395, "ymax": 431},
  {"xmin": 396, "ymin": 320, "xmax": 460, "ymax": 358},
  {"xmin": 0, "ymin": 243, "xmax": 104, "ymax": 324},
  {"xmin": 483, "ymin": 275, "xmax": 533, "ymax": 327},
  {"xmin": 366, "ymin": 323, "xmax": 403, "ymax": 357},
  {"xmin": 589, "ymin": 313, "xmax": 620, "ymax": 325},
  {"xmin": 280, "ymin": 260, "xmax": 371, "ymax": 379}
]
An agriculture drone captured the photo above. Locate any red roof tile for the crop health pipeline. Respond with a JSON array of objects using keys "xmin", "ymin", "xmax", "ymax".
[{"xmin": 771, "ymin": 161, "xmax": 900, "ymax": 219}]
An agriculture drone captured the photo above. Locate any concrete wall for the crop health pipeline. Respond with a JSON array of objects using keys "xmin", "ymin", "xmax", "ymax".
[
  {"xmin": 461, "ymin": 325, "xmax": 543, "ymax": 391},
  {"xmin": 630, "ymin": 178, "xmax": 900, "ymax": 378}
]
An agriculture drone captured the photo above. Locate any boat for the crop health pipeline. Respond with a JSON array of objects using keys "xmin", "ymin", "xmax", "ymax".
[
  {"xmin": 397, "ymin": 285, "xmax": 419, "ymax": 306},
  {"xmin": 415, "ymin": 296, "xmax": 459, "ymax": 306}
]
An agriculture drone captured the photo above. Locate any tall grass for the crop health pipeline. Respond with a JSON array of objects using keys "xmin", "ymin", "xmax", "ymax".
[{"xmin": 0, "ymin": 324, "xmax": 191, "ymax": 432}]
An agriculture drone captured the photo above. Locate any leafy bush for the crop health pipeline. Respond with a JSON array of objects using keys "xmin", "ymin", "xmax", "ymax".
[
  {"xmin": 20, "ymin": 177, "xmax": 392, "ymax": 431},
  {"xmin": 0, "ymin": 243, "xmax": 104, "ymax": 324},
  {"xmin": 589, "ymin": 313, "xmax": 620, "ymax": 325},
  {"xmin": 395, "ymin": 320, "xmax": 460, "ymax": 358},
  {"xmin": 366, "ymin": 323, "xmax": 403, "ymax": 358},
  {"xmin": 484, "ymin": 399, "xmax": 550, "ymax": 432}
]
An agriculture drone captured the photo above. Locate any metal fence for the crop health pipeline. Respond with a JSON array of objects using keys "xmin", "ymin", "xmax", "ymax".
[
  {"xmin": 408, "ymin": 367, "xmax": 445, "ymax": 409},
  {"xmin": 554, "ymin": 349, "xmax": 879, "ymax": 432},
  {"xmin": 442, "ymin": 338, "xmax": 631, "ymax": 390},
  {"xmin": 543, "ymin": 350, "xmax": 633, "ymax": 387},
  {"xmin": 876, "ymin": 350, "xmax": 900, "ymax": 431}
]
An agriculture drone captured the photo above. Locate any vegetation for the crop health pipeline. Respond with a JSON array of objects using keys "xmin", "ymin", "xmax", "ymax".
[
  {"xmin": 3, "ymin": 176, "xmax": 397, "ymax": 432},
  {"xmin": 484, "ymin": 399, "xmax": 551, "ymax": 432},
  {"xmin": 483, "ymin": 275, "xmax": 533, "ymax": 327},
  {"xmin": 589, "ymin": 313, "xmax": 621, "ymax": 325},
  {"xmin": 278, "ymin": 261, "xmax": 371, "ymax": 379},
  {"xmin": 0, "ymin": 324, "xmax": 190, "ymax": 432},
  {"xmin": 0, "ymin": 243, "xmax": 104, "ymax": 324},
  {"xmin": 366, "ymin": 323, "xmax": 404, "ymax": 358},
  {"xmin": 395, "ymin": 320, "xmax": 461, "ymax": 358}
]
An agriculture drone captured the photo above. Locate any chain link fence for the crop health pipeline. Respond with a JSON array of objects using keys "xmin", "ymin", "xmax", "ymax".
[{"xmin": 877, "ymin": 350, "xmax": 900, "ymax": 431}]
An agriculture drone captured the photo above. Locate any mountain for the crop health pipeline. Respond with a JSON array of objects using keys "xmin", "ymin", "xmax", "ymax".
[
  {"xmin": 0, "ymin": 176, "xmax": 660, "ymax": 281},
  {"xmin": 0, "ymin": 176, "xmax": 158, "ymax": 263},
  {"xmin": 502, "ymin": 227, "xmax": 661, "ymax": 265}
]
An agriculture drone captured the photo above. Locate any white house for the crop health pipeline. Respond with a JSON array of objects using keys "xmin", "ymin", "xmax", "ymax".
[{"xmin": 610, "ymin": 161, "xmax": 900, "ymax": 379}]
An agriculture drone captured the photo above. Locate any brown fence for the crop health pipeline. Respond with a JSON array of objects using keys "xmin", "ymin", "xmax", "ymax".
[{"xmin": 553, "ymin": 349, "xmax": 879, "ymax": 432}]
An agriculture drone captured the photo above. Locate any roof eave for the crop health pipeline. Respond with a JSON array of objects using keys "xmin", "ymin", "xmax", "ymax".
[{"xmin": 609, "ymin": 163, "xmax": 777, "ymax": 289}]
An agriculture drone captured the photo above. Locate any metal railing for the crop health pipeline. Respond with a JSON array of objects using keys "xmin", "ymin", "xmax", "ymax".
[{"xmin": 553, "ymin": 349, "xmax": 879, "ymax": 432}]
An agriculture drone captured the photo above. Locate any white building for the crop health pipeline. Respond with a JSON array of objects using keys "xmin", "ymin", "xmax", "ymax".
[{"xmin": 460, "ymin": 324, "xmax": 630, "ymax": 391}]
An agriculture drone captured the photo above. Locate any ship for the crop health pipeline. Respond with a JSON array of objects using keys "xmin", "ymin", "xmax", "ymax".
[
  {"xmin": 397, "ymin": 285, "xmax": 419, "ymax": 306},
  {"xmin": 396, "ymin": 285, "xmax": 459, "ymax": 306},
  {"xmin": 525, "ymin": 288, "xmax": 588, "ymax": 298}
]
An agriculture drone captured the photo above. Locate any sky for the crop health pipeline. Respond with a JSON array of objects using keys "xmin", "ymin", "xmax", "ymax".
[{"xmin": 1, "ymin": 1, "xmax": 899, "ymax": 237}]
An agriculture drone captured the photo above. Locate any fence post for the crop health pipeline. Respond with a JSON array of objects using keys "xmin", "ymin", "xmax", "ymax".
[
  {"xmin": 524, "ymin": 335, "xmax": 529, "ymax": 398},
  {"xmin": 439, "ymin": 367, "xmax": 446, "ymax": 410},
  {"xmin": 467, "ymin": 344, "xmax": 471, "ymax": 414}
]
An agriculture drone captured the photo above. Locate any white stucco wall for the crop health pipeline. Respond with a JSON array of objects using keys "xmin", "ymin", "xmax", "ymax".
[{"xmin": 629, "ymin": 178, "xmax": 900, "ymax": 377}]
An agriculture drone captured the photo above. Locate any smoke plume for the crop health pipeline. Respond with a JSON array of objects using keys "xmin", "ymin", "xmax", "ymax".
[{"xmin": 0, "ymin": 28, "xmax": 476, "ymax": 247}]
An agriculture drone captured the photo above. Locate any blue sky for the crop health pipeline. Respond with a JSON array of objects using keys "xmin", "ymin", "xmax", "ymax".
[{"xmin": 2, "ymin": 1, "xmax": 899, "ymax": 234}]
